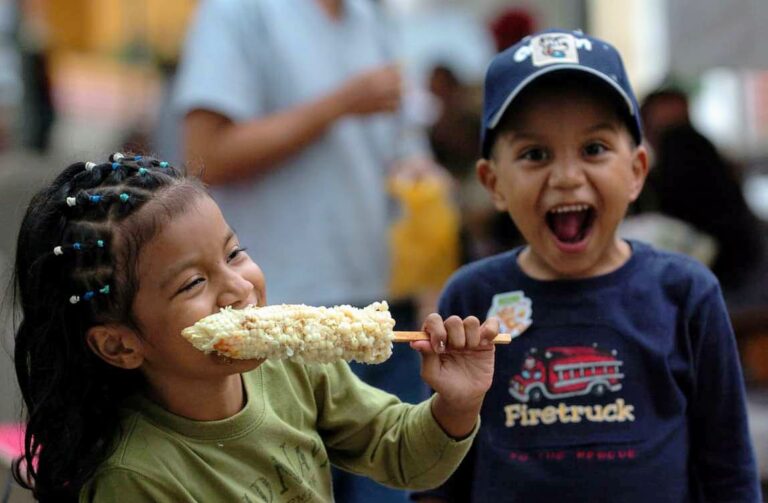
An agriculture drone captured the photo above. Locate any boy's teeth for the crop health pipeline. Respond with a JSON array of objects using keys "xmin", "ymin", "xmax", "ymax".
[{"xmin": 550, "ymin": 204, "xmax": 589, "ymax": 214}]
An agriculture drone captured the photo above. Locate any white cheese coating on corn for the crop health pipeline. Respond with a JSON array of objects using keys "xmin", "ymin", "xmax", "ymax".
[{"xmin": 181, "ymin": 301, "xmax": 396, "ymax": 364}]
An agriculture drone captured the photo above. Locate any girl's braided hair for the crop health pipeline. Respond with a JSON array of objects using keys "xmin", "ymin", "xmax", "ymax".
[{"xmin": 12, "ymin": 154, "xmax": 206, "ymax": 502}]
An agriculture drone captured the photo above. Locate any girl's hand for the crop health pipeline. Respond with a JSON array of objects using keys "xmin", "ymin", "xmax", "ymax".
[{"xmin": 410, "ymin": 313, "xmax": 499, "ymax": 438}]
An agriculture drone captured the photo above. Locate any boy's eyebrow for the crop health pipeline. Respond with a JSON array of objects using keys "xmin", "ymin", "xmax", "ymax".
[
  {"xmin": 158, "ymin": 229, "xmax": 236, "ymax": 289},
  {"xmin": 584, "ymin": 122, "xmax": 620, "ymax": 134},
  {"xmin": 503, "ymin": 131, "xmax": 542, "ymax": 142}
]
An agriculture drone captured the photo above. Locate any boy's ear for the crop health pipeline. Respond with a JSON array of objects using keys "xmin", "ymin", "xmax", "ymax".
[
  {"xmin": 628, "ymin": 144, "xmax": 649, "ymax": 202},
  {"xmin": 86, "ymin": 325, "xmax": 144, "ymax": 370},
  {"xmin": 476, "ymin": 158, "xmax": 508, "ymax": 211}
]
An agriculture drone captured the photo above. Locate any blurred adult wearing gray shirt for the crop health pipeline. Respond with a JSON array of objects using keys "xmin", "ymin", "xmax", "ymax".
[{"xmin": 175, "ymin": 0, "xmax": 430, "ymax": 309}]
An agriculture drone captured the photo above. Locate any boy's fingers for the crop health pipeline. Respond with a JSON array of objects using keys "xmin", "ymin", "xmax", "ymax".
[
  {"xmin": 463, "ymin": 316, "xmax": 481, "ymax": 349},
  {"xmin": 445, "ymin": 315, "xmax": 465, "ymax": 350},
  {"xmin": 423, "ymin": 313, "xmax": 447, "ymax": 353},
  {"xmin": 479, "ymin": 317, "xmax": 501, "ymax": 347}
]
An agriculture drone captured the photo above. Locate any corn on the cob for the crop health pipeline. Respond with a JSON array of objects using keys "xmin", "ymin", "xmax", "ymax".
[{"xmin": 181, "ymin": 301, "xmax": 396, "ymax": 364}]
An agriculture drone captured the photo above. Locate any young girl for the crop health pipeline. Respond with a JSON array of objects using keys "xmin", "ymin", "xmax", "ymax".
[{"xmin": 11, "ymin": 154, "xmax": 499, "ymax": 502}]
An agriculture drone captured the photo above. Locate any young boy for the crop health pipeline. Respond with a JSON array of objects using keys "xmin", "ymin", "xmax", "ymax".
[{"xmin": 414, "ymin": 29, "xmax": 760, "ymax": 502}]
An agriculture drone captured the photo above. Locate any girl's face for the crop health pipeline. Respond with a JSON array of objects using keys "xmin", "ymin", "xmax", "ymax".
[
  {"xmin": 130, "ymin": 194, "xmax": 267, "ymax": 388},
  {"xmin": 478, "ymin": 88, "xmax": 647, "ymax": 280}
]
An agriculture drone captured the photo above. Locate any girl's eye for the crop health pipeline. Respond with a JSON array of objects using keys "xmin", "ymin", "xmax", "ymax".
[
  {"xmin": 227, "ymin": 246, "xmax": 248, "ymax": 263},
  {"xmin": 520, "ymin": 148, "xmax": 548, "ymax": 162},
  {"xmin": 179, "ymin": 277, "xmax": 204, "ymax": 294},
  {"xmin": 584, "ymin": 143, "xmax": 607, "ymax": 156}
]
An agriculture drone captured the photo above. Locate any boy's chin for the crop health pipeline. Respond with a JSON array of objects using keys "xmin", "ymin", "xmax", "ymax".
[
  {"xmin": 522, "ymin": 238, "xmax": 597, "ymax": 280},
  {"xmin": 538, "ymin": 235, "xmax": 631, "ymax": 279}
]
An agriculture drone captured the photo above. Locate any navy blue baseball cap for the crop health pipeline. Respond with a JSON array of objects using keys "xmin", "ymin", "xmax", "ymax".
[{"xmin": 480, "ymin": 29, "xmax": 643, "ymax": 158}]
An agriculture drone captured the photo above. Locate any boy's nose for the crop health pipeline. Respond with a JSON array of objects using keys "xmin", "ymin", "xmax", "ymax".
[
  {"xmin": 548, "ymin": 160, "xmax": 585, "ymax": 190},
  {"xmin": 217, "ymin": 271, "xmax": 254, "ymax": 309}
]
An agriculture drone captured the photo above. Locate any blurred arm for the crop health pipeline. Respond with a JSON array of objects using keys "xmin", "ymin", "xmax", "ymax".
[
  {"xmin": 184, "ymin": 96, "xmax": 343, "ymax": 185},
  {"xmin": 184, "ymin": 63, "xmax": 402, "ymax": 186}
]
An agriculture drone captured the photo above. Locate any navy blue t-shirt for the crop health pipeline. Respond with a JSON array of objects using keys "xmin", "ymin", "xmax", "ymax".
[{"xmin": 417, "ymin": 241, "xmax": 759, "ymax": 502}]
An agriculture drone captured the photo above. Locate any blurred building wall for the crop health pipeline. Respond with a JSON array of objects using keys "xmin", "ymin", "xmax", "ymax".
[{"xmin": 666, "ymin": 0, "xmax": 768, "ymax": 76}]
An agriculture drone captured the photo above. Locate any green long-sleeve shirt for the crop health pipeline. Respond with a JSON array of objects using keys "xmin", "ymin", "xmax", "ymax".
[{"xmin": 80, "ymin": 359, "xmax": 478, "ymax": 502}]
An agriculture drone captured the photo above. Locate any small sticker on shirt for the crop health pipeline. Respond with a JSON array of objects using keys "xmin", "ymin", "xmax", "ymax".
[{"xmin": 487, "ymin": 290, "xmax": 532, "ymax": 338}]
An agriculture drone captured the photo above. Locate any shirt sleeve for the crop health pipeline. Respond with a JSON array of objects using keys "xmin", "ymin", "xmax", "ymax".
[
  {"xmin": 173, "ymin": 0, "xmax": 266, "ymax": 121},
  {"xmin": 688, "ymin": 284, "xmax": 762, "ymax": 501},
  {"xmin": 309, "ymin": 361, "xmax": 477, "ymax": 491},
  {"xmin": 408, "ymin": 290, "xmax": 476, "ymax": 502}
]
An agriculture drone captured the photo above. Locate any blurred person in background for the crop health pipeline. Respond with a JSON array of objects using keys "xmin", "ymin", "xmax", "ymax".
[
  {"xmin": 0, "ymin": 0, "xmax": 20, "ymax": 152},
  {"xmin": 174, "ymin": 0, "xmax": 440, "ymax": 501},
  {"xmin": 16, "ymin": 0, "xmax": 54, "ymax": 152},
  {"xmin": 636, "ymin": 88, "xmax": 768, "ymax": 310},
  {"xmin": 640, "ymin": 88, "xmax": 692, "ymax": 157},
  {"xmin": 424, "ymin": 63, "xmax": 490, "ymax": 264}
]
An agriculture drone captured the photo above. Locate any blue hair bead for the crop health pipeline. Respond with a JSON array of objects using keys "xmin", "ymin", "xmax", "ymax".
[
  {"xmin": 89, "ymin": 194, "xmax": 101, "ymax": 203},
  {"xmin": 96, "ymin": 239, "xmax": 104, "ymax": 248},
  {"xmin": 134, "ymin": 155, "xmax": 143, "ymax": 161},
  {"xmin": 73, "ymin": 242, "xmax": 82, "ymax": 250},
  {"xmin": 159, "ymin": 161, "xmax": 169, "ymax": 168},
  {"xmin": 83, "ymin": 291, "xmax": 95, "ymax": 301},
  {"xmin": 138, "ymin": 167, "xmax": 148, "ymax": 176},
  {"xmin": 99, "ymin": 285, "xmax": 110, "ymax": 295},
  {"xmin": 119, "ymin": 193, "xmax": 130, "ymax": 203},
  {"xmin": 112, "ymin": 162, "xmax": 120, "ymax": 170}
]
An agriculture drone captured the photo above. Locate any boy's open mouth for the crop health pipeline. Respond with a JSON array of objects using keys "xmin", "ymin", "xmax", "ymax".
[{"xmin": 546, "ymin": 204, "xmax": 596, "ymax": 244}]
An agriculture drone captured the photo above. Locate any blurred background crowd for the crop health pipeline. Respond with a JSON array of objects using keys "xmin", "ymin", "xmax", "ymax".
[{"xmin": 2, "ymin": 0, "xmax": 768, "ymax": 500}]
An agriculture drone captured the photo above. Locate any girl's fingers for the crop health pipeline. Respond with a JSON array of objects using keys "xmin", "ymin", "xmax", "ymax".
[
  {"xmin": 423, "ymin": 312, "xmax": 448, "ymax": 354},
  {"xmin": 418, "ymin": 314, "xmax": 499, "ymax": 354},
  {"xmin": 463, "ymin": 316, "xmax": 481, "ymax": 350},
  {"xmin": 478, "ymin": 317, "xmax": 501, "ymax": 348},
  {"xmin": 444, "ymin": 315, "xmax": 465, "ymax": 350}
]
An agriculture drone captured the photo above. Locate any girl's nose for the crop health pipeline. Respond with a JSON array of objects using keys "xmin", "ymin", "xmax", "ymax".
[{"xmin": 217, "ymin": 271, "xmax": 254, "ymax": 309}]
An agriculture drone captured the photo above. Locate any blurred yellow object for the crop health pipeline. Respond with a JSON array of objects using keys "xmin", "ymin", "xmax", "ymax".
[
  {"xmin": 45, "ymin": 0, "xmax": 197, "ymax": 60},
  {"xmin": 388, "ymin": 176, "xmax": 460, "ymax": 300}
]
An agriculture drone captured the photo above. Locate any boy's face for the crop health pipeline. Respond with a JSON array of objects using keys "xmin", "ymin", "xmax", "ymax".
[{"xmin": 477, "ymin": 87, "xmax": 648, "ymax": 280}]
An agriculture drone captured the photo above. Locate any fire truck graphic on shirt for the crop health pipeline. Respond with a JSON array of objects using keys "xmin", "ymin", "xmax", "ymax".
[{"xmin": 508, "ymin": 345, "xmax": 625, "ymax": 403}]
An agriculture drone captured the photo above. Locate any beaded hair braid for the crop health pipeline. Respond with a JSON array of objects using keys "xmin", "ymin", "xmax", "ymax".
[{"xmin": 49, "ymin": 153, "xmax": 181, "ymax": 319}]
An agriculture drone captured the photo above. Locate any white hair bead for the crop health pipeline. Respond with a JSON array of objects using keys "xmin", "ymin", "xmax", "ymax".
[
  {"xmin": 66, "ymin": 197, "xmax": 77, "ymax": 207},
  {"xmin": 53, "ymin": 246, "xmax": 63, "ymax": 256},
  {"xmin": 112, "ymin": 152, "xmax": 125, "ymax": 161},
  {"xmin": 84, "ymin": 162, "xmax": 97, "ymax": 171},
  {"xmin": 69, "ymin": 295, "xmax": 80, "ymax": 304}
]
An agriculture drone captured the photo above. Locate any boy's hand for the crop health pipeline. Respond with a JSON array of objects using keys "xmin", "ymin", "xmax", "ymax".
[{"xmin": 410, "ymin": 314, "xmax": 499, "ymax": 438}]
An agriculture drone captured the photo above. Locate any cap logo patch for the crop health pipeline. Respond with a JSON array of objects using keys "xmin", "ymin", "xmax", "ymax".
[{"xmin": 514, "ymin": 33, "xmax": 593, "ymax": 66}]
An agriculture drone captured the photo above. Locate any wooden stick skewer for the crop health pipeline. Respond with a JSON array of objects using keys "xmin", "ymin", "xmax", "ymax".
[{"xmin": 394, "ymin": 331, "xmax": 513, "ymax": 344}]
